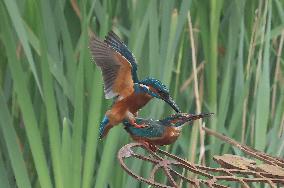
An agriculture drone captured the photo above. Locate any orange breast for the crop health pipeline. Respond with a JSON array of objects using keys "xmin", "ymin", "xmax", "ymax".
[
  {"xmin": 127, "ymin": 92, "xmax": 152, "ymax": 113},
  {"xmin": 106, "ymin": 102, "xmax": 127, "ymax": 125},
  {"xmin": 107, "ymin": 92, "xmax": 152, "ymax": 125},
  {"xmin": 130, "ymin": 127, "xmax": 181, "ymax": 146}
]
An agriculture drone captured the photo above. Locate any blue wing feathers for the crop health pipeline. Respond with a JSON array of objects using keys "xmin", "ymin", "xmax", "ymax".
[
  {"xmin": 90, "ymin": 32, "xmax": 140, "ymax": 99},
  {"xmin": 105, "ymin": 31, "xmax": 139, "ymax": 82},
  {"xmin": 123, "ymin": 119, "xmax": 165, "ymax": 138}
]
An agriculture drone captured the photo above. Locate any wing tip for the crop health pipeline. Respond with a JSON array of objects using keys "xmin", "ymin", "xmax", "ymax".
[
  {"xmin": 104, "ymin": 90, "xmax": 118, "ymax": 99},
  {"xmin": 104, "ymin": 31, "xmax": 125, "ymax": 47},
  {"xmin": 106, "ymin": 30, "xmax": 122, "ymax": 41}
]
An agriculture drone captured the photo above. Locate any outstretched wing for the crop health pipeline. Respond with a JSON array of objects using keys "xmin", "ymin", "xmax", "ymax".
[
  {"xmin": 90, "ymin": 36, "xmax": 135, "ymax": 99},
  {"xmin": 104, "ymin": 31, "xmax": 139, "ymax": 83}
]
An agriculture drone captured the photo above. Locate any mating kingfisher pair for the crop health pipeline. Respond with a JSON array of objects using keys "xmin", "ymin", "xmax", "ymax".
[{"xmin": 90, "ymin": 31, "xmax": 212, "ymax": 149}]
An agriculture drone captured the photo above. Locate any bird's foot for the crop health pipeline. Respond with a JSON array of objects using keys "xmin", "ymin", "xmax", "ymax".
[
  {"xmin": 148, "ymin": 143, "xmax": 157, "ymax": 152},
  {"xmin": 133, "ymin": 123, "xmax": 148, "ymax": 128},
  {"xmin": 129, "ymin": 119, "xmax": 148, "ymax": 128},
  {"xmin": 140, "ymin": 141, "xmax": 157, "ymax": 152}
]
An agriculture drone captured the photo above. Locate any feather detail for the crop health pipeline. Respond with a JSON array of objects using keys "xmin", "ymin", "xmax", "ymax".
[
  {"xmin": 90, "ymin": 35, "xmax": 135, "ymax": 99},
  {"xmin": 105, "ymin": 31, "xmax": 139, "ymax": 82}
]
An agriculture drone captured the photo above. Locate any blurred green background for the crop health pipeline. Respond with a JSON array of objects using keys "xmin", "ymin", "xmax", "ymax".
[{"xmin": 0, "ymin": 0, "xmax": 284, "ymax": 187}]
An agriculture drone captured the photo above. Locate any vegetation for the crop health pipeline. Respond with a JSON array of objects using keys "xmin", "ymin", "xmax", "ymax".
[{"xmin": 0, "ymin": 0, "xmax": 283, "ymax": 187}]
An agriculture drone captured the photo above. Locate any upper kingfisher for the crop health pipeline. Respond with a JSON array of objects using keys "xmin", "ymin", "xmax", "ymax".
[
  {"xmin": 90, "ymin": 31, "xmax": 181, "ymax": 138},
  {"xmin": 123, "ymin": 113, "xmax": 213, "ymax": 151}
]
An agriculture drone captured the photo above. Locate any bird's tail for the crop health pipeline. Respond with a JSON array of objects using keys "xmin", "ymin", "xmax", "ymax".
[{"xmin": 99, "ymin": 115, "xmax": 113, "ymax": 139}]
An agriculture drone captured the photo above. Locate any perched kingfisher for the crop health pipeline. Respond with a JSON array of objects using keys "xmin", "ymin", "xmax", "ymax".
[
  {"xmin": 123, "ymin": 113, "xmax": 213, "ymax": 151},
  {"xmin": 90, "ymin": 31, "xmax": 181, "ymax": 138}
]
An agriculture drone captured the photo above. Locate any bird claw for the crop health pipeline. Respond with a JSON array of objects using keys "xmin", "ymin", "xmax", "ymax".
[
  {"xmin": 129, "ymin": 119, "xmax": 148, "ymax": 128},
  {"xmin": 141, "ymin": 141, "xmax": 157, "ymax": 152},
  {"xmin": 133, "ymin": 123, "xmax": 148, "ymax": 128},
  {"xmin": 149, "ymin": 144, "xmax": 157, "ymax": 152}
]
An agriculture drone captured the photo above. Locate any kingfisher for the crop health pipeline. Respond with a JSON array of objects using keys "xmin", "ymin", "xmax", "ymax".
[
  {"xmin": 90, "ymin": 31, "xmax": 181, "ymax": 138},
  {"xmin": 123, "ymin": 113, "xmax": 213, "ymax": 151}
]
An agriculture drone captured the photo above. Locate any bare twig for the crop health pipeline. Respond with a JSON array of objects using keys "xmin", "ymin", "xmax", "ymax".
[
  {"xmin": 118, "ymin": 127, "xmax": 284, "ymax": 187},
  {"xmin": 187, "ymin": 10, "xmax": 205, "ymax": 166}
]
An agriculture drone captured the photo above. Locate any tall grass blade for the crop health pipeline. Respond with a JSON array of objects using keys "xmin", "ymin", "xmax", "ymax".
[
  {"xmin": 82, "ymin": 68, "xmax": 103, "ymax": 188},
  {"xmin": 1, "ymin": 4, "xmax": 52, "ymax": 188},
  {"xmin": 0, "ymin": 153, "xmax": 11, "ymax": 188},
  {"xmin": 3, "ymin": 0, "xmax": 42, "ymax": 95},
  {"xmin": 0, "ymin": 93, "xmax": 31, "ymax": 188},
  {"xmin": 255, "ymin": 0, "xmax": 271, "ymax": 151}
]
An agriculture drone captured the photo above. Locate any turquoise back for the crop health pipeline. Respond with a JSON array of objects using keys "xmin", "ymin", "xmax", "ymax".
[{"xmin": 123, "ymin": 119, "xmax": 166, "ymax": 138}]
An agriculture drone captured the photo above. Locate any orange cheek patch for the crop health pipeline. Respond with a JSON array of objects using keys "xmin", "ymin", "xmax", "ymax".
[{"xmin": 148, "ymin": 86, "xmax": 159, "ymax": 97}]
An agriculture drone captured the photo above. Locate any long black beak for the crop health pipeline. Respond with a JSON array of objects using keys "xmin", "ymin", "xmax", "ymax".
[
  {"xmin": 183, "ymin": 112, "xmax": 214, "ymax": 121},
  {"xmin": 166, "ymin": 112, "xmax": 214, "ymax": 127},
  {"xmin": 163, "ymin": 95, "xmax": 181, "ymax": 113}
]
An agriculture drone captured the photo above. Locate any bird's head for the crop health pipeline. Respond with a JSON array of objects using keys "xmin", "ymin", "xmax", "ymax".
[{"xmin": 139, "ymin": 78, "xmax": 181, "ymax": 113}]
